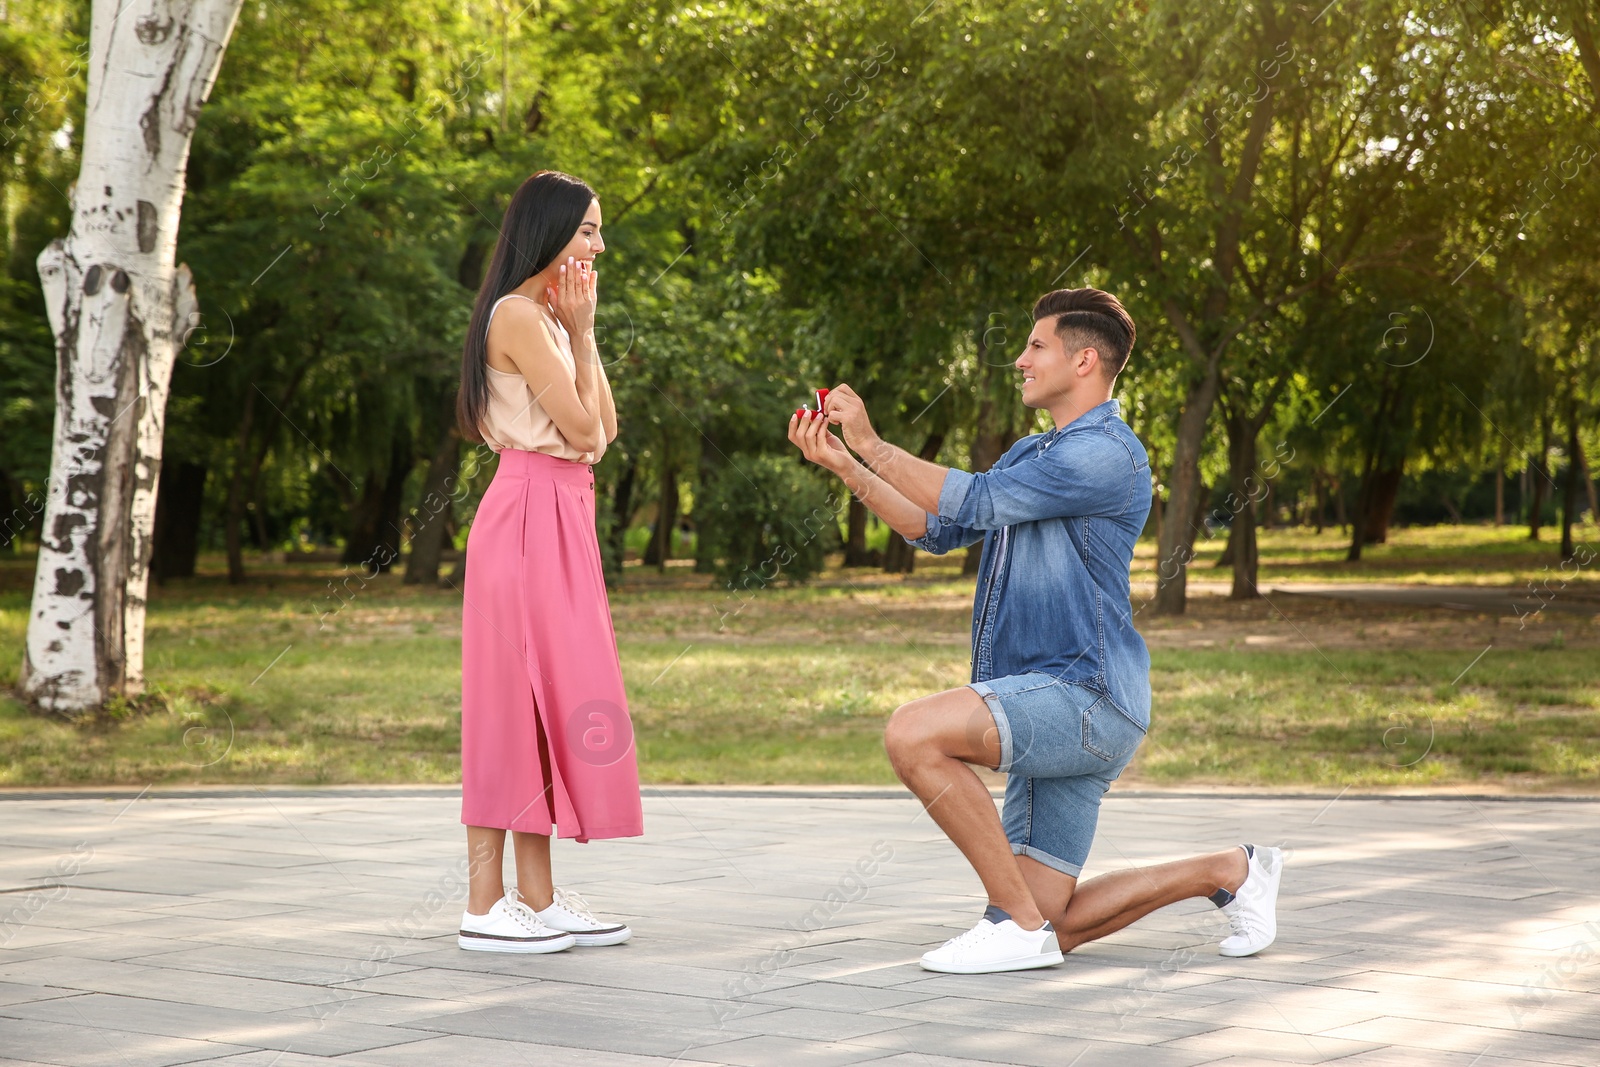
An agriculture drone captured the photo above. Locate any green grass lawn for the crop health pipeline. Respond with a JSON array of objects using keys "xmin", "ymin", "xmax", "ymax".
[
  {"xmin": 1166, "ymin": 519, "xmax": 1600, "ymax": 588},
  {"xmin": 641, "ymin": 518, "xmax": 1600, "ymax": 589},
  {"xmin": 1, "ymin": 523, "xmax": 1596, "ymax": 790}
]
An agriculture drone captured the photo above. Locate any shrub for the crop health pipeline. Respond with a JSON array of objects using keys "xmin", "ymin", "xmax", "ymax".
[{"xmin": 696, "ymin": 452, "xmax": 842, "ymax": 588}]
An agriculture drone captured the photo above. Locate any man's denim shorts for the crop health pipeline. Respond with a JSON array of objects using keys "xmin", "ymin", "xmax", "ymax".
[{"xmin": 968, "ymin": 671, "xmax": 1147, "ymax": 878}]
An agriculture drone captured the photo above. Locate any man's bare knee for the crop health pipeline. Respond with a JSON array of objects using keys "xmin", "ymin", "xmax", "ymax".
[{"xmin": 884, "ymin": 703, "xmax": 927, "ymax": 776}]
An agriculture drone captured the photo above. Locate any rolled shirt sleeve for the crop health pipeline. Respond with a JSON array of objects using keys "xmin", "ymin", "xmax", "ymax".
[
  {"xmin": 903, "ymin": 500, "xmax": 985, "ymax": 555},
  {"xmin": 939, "ymin": 433, "xmax": 1138, "ymax": 530}
]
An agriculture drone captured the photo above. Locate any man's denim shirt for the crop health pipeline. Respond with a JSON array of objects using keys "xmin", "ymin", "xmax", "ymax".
[{"xmin": 905, "ymin": 399, "xmax": 1153, "ymax": 726}]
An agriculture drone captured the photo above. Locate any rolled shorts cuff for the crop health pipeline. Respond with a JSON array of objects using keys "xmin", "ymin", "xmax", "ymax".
[
  {"xmin": 967, "ymin": 681, "xmax": 1014, "ymax": 773},
  {"xmin": 1013, "ymin": 842, "xmax": 1084, "ymax": 878}
]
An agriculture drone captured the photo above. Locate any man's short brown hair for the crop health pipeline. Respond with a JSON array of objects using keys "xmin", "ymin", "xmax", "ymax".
[{"xmin": 1032, "ymin": 288, "xmax": 1136, "ymax": 379}]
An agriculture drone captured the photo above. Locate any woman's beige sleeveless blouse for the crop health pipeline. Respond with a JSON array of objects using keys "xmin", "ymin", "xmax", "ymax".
[{"xmin": 479, "ymin": 294, "xmax": 604, "ymax": 465}]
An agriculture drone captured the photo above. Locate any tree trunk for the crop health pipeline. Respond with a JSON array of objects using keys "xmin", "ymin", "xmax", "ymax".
[
  {"xmin": 881, "ymin": 526, "xmax": 915, "ymax": 573},
  {"xmin": 1223, "ymin": 408, "xmax": 1260, "ymax": 599},
  {"xmin": 224, "ymin": 384, "xmax": 256, "ymax": 583},
  {"xmin": 605, "ymin": 457, "xmax": 637, "ymax": 588},
  {"xmin": 694, "ymin": 436, "xmax": 719, "ymax": 574},
  {"xmin": 1146, "ymin": 446, "xmax": 1163, "ymax": 541},
  {"xmin": 248, "ymin": 484, "xmax": 270, "ymax": 550},
  {"xmin": 844, "ymin": 496, "xmax": 871, "ymax": 566},
  {"xmin": 0, "ymin": 472, "xmax": 14, "ymax": 550},
  {"xmin": 644, "ymin": 459, "xmax": 679, "ymax": 571},
  {"xmin": 1580, "ymin": 431, "xmax": 1599, "ymax": 523},
  {"xmin": 1348, "ymin": 469, "xmax": 1371, "ymax": 562},
  {"xmin": 964, "ymin": 375, "xmax": 1018, "ymax": 577},
  {"xmin": 1366, "ymin": 465, "xmax": 1403, "ymax": 543},
  {"xmin": 953, "ymin": 356, "xmax": 1017, "ymax": 575},
  {"xmin": 1529, "ymin": 418, "xmax": 1550, "ymax": 541},
  {"xmin": 151, "ymin": 460, "xmax": 206, "ymax": 584},
  {"xmin": 21, "ymin": 0, "xmax": 244, "ymax": 713},
  {"xmin": 886, "ymin": 430, "xmax": 945, "ymax": 575},
  {"xmin": 225, "ymin": 361, "xmax": 314, "ymax": 583},
  {"xmin": 1561, "ymin": 409, "xmax": 1580, "ymax": 563},
  {"xmin": 1347, "ymin": 375, "xmax": 1405, "ymax": 561},
  {"xmin": 1349, "ymin": 463, "xmax": 1404, "ymax": 555},
  {"xmin": 343, "ymin": 433, "xmax": 411, "ymax": 572},
  {"xmin": 1494, "ymin": 460, "xmax": 1505, "ymax": 526},
  {"xmin": 1154, "ymin": 365, "xmax": 1221, "ymax": 614},
  {"xmin": 402, "ymin": 405, "xmax": 462, "ymax": 585}
]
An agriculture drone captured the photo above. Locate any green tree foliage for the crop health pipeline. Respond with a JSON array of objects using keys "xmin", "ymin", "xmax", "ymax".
[
  {"xmin": 2, "ymin": 0, "xmax": 1595, "ymax": 590},
  {"xmin": 0, "ymin": 0, "xmax": 86, "ymax": 537}
]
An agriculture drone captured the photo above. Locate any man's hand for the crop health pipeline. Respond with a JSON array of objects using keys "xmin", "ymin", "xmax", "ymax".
[
  {"xmin": 788, "ymin": 410, "xmax": 854, "ymax": 474},
  {"xmin": 823, "ymin": 384, "xmax": 881, "ymax": 459}
]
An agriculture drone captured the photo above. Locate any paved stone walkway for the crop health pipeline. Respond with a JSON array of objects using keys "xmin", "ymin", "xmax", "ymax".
[{"xmin": 2, "ymin": 789, "xmax": 1597, "ymax": 1066}]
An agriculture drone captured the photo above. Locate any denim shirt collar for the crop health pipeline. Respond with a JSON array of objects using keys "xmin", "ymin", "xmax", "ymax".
[{"xmin": 1038, "ymin": 398, "xmax": 1121, "ymax": 451}]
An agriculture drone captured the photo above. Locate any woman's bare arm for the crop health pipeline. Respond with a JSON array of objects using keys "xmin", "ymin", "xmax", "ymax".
[
  {"xmin": 492, "ymin": 299, "xmax": 604, "ymax": 455},
  {"xmin": 597, "ymin": 358, "xmax": 618, "ymax": 444}
]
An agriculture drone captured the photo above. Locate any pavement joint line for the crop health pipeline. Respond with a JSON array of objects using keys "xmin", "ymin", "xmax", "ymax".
[{"xmin": 0, "ymin": 884, "xmax": 197, "ymax": 896}]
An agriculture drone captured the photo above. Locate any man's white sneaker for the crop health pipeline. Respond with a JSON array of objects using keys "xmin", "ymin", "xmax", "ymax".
[
  {"xmin": 920, "ymin": 906, "xmax": 1064, "ymax": 974},
  {"xmin": 458, "ymin": 897, "xmax": 575, "ymax": 953},
  {"xmin": 512, "ymin": 887, "xmax": 632, "ymax": 947},
  {"xmin": 1218, "ymin": 844, "xmax": 1284, "ymax": 957}
]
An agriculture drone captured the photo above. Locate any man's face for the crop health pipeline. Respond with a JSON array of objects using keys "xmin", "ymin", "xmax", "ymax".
[{"xmin": 1016, "ymin": 316, "xmax": 1091, "ymax": 409}]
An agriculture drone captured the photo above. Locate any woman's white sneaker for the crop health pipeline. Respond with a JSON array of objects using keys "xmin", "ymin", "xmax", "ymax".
[
  {"xmin": 511, "ymin": 887, "xmax": 632, "ymax": 947},
  {"xmin": 458, "ymin": 898, "xmax": 575, "ymax": 953},
  {"xmin": 1219, "ymin": 844, "xmax": 1284, "ymax": 957},
  {"xmin": 920, "ymin": 906, "xmax": 1064, "ymax": 974}
]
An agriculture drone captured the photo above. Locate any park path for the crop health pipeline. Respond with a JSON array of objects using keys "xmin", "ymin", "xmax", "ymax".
[{"xmin": 2, "ymin": 788, "xmax": 1598, "ymax": 1066}]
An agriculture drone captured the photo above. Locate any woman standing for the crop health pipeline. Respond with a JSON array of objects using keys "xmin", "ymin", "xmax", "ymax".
[{"xmin": 454, "ymin": 170, "xmax": 641, "ymax": 953}]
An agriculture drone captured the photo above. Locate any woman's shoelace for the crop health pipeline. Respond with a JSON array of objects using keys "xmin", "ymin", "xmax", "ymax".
[
  {"xmin": 506, "ymin": 901, "xmax": 551, "ymax": 933},
  {"xmin": 553, "ymin": 887, "xmax": 599, "ymax": 923}
]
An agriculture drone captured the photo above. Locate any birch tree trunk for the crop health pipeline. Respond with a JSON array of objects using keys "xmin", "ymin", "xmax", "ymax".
[{"xmin": 21, "ymin": 0, "xmax": 243, "ymax": 714}]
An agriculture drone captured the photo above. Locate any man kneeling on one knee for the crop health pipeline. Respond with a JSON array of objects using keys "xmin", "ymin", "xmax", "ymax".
[{"xmin": 787, "ymin": 287, "xmax": 1284, "ymax": 974}]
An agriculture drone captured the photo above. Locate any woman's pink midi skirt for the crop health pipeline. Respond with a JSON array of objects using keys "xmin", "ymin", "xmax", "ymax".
[{"xmin": 460, "ymin": 447, "xmax": 643, "ymax": 842}]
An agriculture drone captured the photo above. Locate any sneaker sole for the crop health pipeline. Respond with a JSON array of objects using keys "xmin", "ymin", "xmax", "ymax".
[
  {"xmin": 1218, "ymin": 938, "xmax": 1272, "ymax": 958},
  {"xmin": 458, "ymin": 931, "xmax": 575, "ymax": 953},
  {"xmin": 920, "ymin": 949, "xmax": 1064, "ymax": 974},
  {"xmin": 570, "ymin": 927, "xmax": 632, "ymax": 947}
]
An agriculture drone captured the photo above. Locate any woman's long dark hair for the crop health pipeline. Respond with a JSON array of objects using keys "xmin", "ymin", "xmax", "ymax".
[{"xmin": 457, "ymin": 170, "xmax": 597, "ymax": 442}]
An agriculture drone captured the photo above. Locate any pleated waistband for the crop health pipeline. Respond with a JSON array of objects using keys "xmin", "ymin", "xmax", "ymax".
[{"xmin": 492, "ymin": 447, "xmax": 593, "ymax": 484}]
